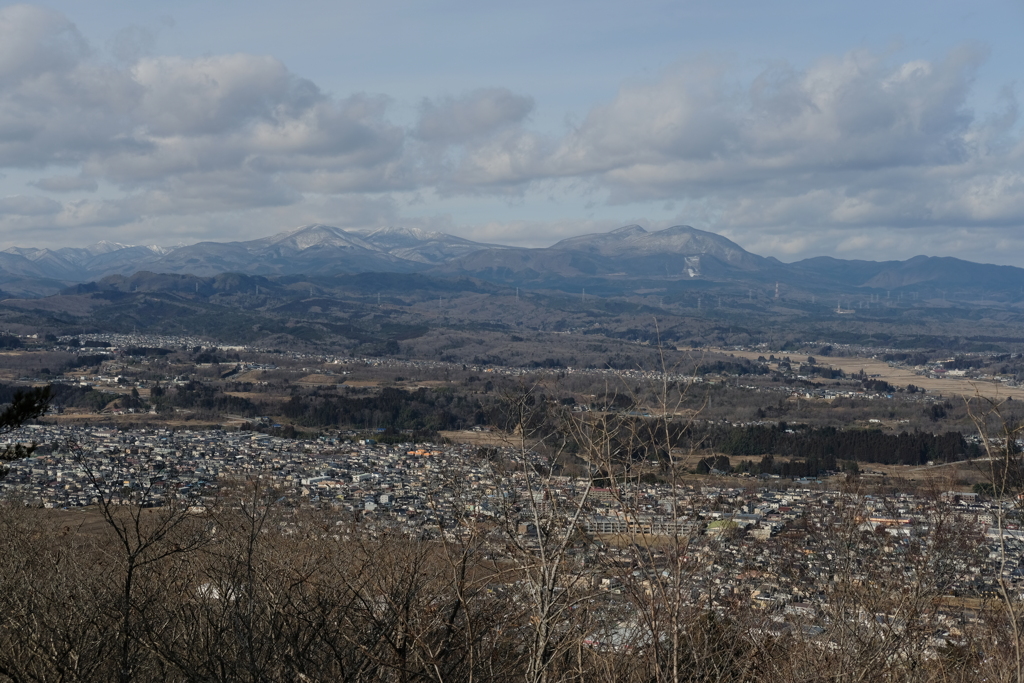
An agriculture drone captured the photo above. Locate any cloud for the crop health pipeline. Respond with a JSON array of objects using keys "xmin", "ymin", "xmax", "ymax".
[
  {"xmin": 0, "ymin": 6, "xmax": 409, "ymax": 233},
  {"xmin": 429, "ymin": 46, "xmax": 1024, "ymax": 242},
  {"xmin": 0, "ymin": 194, "xmax": 60, "ymax": 215},
  {"xmin": 108, "ymin": 25, "xmax": 156, "ymax": 65},
  {"xmin": 415, "ymin": 88, "xmax": 534, "ymax": 144},
  {"xmin": 447, "ymin": 128, "xmax": 554, "ymax": 192},
  {"xmin": 441, "ymin": 45, "xmax": 1024, "ymax": 261},
  {"xmin": 553, "ymin": 60, "xmax": 740, "ymax": 177},
  {"xmin": 30, "ymin": 174, "xmax": 97, "ymax": 192},
  {"xmin": 0, "ymin": 191, "xmax": 405, "ymax": 249},
  {"xmin": 0, "ymin": 5, "xmax": 88, "ymax": 85},
  {"xmin": 131, "ymin": 54, "xmax": 304, "ymax": 137},
  {"xmin": 537, "ymin": 47, "xmax": 992, "ymax": 195},
  {"xmin": 0, "ymin": 3, "xmax": 1022, "ymax": 265}
]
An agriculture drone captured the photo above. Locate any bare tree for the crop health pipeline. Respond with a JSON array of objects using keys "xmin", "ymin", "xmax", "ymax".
[
  {"xmin": 0, "ymin": 503, "xmax": 117, "ymax": 682},
  {"xmin": 62, "ymin": 439, "xmax": 213, "ymax": 683},
  {"xmin": 486, "ymin": 384, "xmax": 599, "ymax": 683},
  {"xmin": 966, "ymin": 394, "xmax": 1024, "ymax": 683}
]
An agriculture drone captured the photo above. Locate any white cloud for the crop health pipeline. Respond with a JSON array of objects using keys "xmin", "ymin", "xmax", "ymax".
[
  {"xmin": 537, "ymin": 47, "xmax": 992, "ymax": 194},
  {"xmin": 0, "ymin": 5, "xmax": 88, "ymax": 85},
  {"xmin": 449, "ymin": 128, "xmax": 554, "ymax": 191},
  {"xmin": 131, "ymin": 54, "xmax": 300, "ymax": 137},
  {"xmin": 0, "ymin": 6, "xmax": 410, "ymax": 235},
  {"xmin": 0, "ymin": 3, "xmax": 1022, "ymax": 266},
  {"xmin": 553, "ymin": 60, "xmax": 739, "ymax": 176},
  {"xmin": 418, "ymin": 46, "xmax": 1024, "ymax": 263},
  {"xmin": 523, "ymin": 46, "xmax": 1024, "ymax": 262}
]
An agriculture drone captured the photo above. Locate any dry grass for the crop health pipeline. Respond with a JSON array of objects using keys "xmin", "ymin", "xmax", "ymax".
[
  {"xmin": 704, "ymin": 347, "xmax": 1024, "ymax": 400},
  {"xmin": 439, "ymin": 430, "xmax": 511, "ymax": 447},
  {"xmin": 296, "ymin": 373, "xmax": 344, "ymax": 385}
]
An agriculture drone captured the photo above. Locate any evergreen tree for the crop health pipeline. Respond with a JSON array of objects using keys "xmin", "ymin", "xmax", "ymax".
[{"xmin": 0, "ymin": 385, "xmax": 51, "ymax": 476}]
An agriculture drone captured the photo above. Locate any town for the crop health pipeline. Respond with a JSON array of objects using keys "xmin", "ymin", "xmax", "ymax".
[
  {"xmin": 2, "ymin": 334, "xmax": 1024, "ymax": 680},
  {"xmin": 2, "ymin": 421, "xmax": 1018, "ymax": 656}
]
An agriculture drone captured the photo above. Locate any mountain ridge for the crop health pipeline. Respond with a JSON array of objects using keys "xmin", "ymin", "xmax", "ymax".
[{"xmin": 2, "ymin": 223, "xmax": 1023, "ymax": 302}]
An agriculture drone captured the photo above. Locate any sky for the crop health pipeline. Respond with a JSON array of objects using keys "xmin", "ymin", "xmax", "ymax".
[{"xmin": 1, "ymin": 1, "xmax": 1024, "ymax": 265}]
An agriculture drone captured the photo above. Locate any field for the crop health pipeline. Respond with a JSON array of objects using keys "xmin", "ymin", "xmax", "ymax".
[
  {"xmin": 705, "ymin": 348, "xmax": 1024, "ymax": 400},
  {"xmin": 439, "ymin": 430, "xmax": 517, "ymax": 447}
]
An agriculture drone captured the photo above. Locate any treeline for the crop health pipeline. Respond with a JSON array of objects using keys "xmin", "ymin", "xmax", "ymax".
[
  {"xmin": 0, "ymin": 334, "xmax": 21, "ymax": 349},
  {"xmin": 881, "ymin": 352, "xmax": 931, "ymax": 365},
  {"xmin": 49, "ymin": 383, "xmax": 125, "ymax": 413},
  {"xmin": 150, "ymin": 381, "xmax": 262, "ymax": 418},
  {"xmin": 809, "ymin": 365, "xmax": 845, "ymax": 380},
  {"xmin": 733, "ymin": 454, "xmax": 842, "ymax": 479},
  {"xmin": 701, "ymin": 422, "xmax": 978, "ymax": 467},
  {"xmin": 122, "ymin": 346, "xmax": 173, "ymax": 357},
  {"xmin": 63, "ymin": 353, "xmax": 112, "ymax": 370},
  {"xmin": 8, "ymin": 380, "xmax": 492, "ymax": 432},
  {"xmin": 695, "ymin": 360, "xmax": 770, "ymax": 376},
  {"xmin": 547, "ymin": 414, "xmax": 980, "ymax": 478},
  {"xmin": 280, "ymin": 387, "xmax": 488, "ymax": 432},
  {"xmin": 1, "ymin": 382, "xmax": 121, "ymax": 414}
]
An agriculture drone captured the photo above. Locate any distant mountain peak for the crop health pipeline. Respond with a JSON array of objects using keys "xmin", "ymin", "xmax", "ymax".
[
  {"xmin": 537, "ymin": 223, "xmax": 766, "ymax": 274},
  {"xmin": 89, "ymin": 240, "xmax": 133, "ymax": 253},
  {"xmin": 610, "ymin": 224, "xmax": 647, "ymax": 235},
  {"xmin": 268, "ymin": 223, "xmax": 351, "ymax": 240},
  {"xmin": 359, "ymin": 226, "xmax": 494, "ymax": 264},
  {"xmin": 260, "ymin": 224, "xmax": 376, "ymax": 252},
  {"xmin": 365, "ymin": 226, "xmax": 440, "ymax": 240},
  {"xmin": 281, "ymin": 223, "xmax": 338, "ymax": 233},
  {"xmin": 6, "ymin": 221, "xmax": 1024, "ymax": 301}
]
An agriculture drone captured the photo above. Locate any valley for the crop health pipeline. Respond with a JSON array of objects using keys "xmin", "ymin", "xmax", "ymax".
[{"xmin": 4, "ymin": 223, "xmax": 1024, "ymax": 682}]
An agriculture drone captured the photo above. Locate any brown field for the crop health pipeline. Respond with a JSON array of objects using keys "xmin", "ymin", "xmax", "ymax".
[
  {"xmin": 224, "ymin": 391, "xmax": 279, "ymax": 400},
  {"xmin": 231, "ymin": 370, "xmax": 269, "ymax": 382},
  {"xmin": 594, "ymin": 533, "xmax": 691, "ymax": 548},
  {"xmin": 404, "ymin": 380, "xmax": 458, "ymax": 389},
  {"xmin": 439, "ymin": 430, "xmax": 512, "ymax": 447},
  {"xmin": 703, "ymin": 347, "xmax": 1024, "ymax": 401},
  {"xmin": 877, "ymin": 458, "xmax": 994, "ymax": 489},
  {"xmin": 41, "ymin": 412, "xmax": 230, "ymax": 429},
  {"xmin": 296, "ymin": 373, "xmax": 344, "ymax": 385},
  {"xmin": 935, "ymin": 595, "xmax": 1001, "ymax": 611}
]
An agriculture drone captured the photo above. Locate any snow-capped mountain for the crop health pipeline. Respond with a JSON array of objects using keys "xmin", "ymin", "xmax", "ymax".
[{"xmin": 4, "ymin": 223, "xmax": 1024, "ymax": 302}]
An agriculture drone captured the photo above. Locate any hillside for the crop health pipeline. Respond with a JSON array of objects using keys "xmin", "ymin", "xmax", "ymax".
[{"xmin": 4, "ymin": 224, "xmax": 1024, "ymax": 308}]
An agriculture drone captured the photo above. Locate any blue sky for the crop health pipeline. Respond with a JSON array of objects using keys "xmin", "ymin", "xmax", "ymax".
[{"xmin": 1, "ymin": 1, "xmax": 1023, "ymax": 265}]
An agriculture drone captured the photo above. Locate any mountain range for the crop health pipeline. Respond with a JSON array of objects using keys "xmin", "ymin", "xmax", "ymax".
[{"xmin": 2, "ymin": 223, "xmax": 1023, "ymax": 303}]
